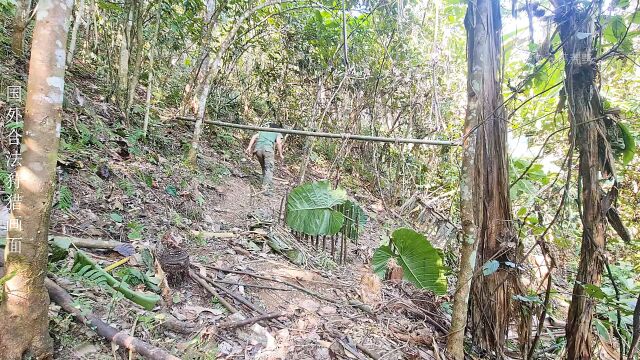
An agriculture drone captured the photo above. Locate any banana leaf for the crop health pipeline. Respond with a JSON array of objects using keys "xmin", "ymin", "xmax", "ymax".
[{"xmin": 72, "ymin": 251, "xmax": 160, "ymax": 310}]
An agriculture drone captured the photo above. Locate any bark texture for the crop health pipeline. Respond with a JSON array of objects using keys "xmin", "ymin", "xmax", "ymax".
[
  {"xmin": 448, "ymin": 0, "xmax": 526, "ymax": 357},
  {"xmin": 554, "ymin": 3, "xmax": 608, "ymax": 359},
  {"xmin": 66, "ymin": 0, "xmax": 85, "ymax": 66},
  {"xmin": 0, "ymin": 0, "xmax": 73, "ymax": 358},
  {"xmin": 117, "ymin": 0, "xmax": 133, "ymax": 101},
  {"xmin": 11, "ymin": 0, "xmax": 33, "ymax": 56}
]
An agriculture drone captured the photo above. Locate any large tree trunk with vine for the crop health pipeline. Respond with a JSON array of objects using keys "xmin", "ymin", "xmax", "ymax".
[
  {"xmin": 0, "ymin": 0, "xmax": 73, "ymax": 358},
  {"xmin": 555, "ymin": 3, "xmax": 607, "ymax": 359},
  {"xmin": 11, "ymin": 0, "xmax": 32, "ymax": 56},
  {"xmin": 448, "ymin": 1, "xmax": 526, "ymax": 358}
]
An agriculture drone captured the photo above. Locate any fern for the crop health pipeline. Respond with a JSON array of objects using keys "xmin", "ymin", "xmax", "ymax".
[
  {"xmin": 57, "ymin": 185, "xmax": 72, "ymax": 211},
  {"xmin": 0, "ymin": 169, "xmax": 13, "ymax": 195},
  {"xmin": 117, "ymin": 179, "xmax": 135, "ymax": 196}
]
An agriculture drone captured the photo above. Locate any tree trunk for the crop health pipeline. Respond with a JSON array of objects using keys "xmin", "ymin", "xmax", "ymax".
[
  {"xmin": 447, "ymin": 1, "xmax": 525, "ymax": 358},
  {"xmin": 446, "ymin": 85, "xmax": 479, "ymax": 359},
  {"xmin": 143, "ymin": 13, "xmax": 161, "ymax": 138},
  {"xmin": 67, "ymin": 0, "xmax": 85, "ymax": 66},
  {"xmin": 555, "ymin": 3, "xmax": 607, "ymax": 359},
  {"xmin": 117, "ymin": 0, "xmax": 133, "ymax": 103},
  {"xmin": 185, "ymin": 0, "xmax": 286, "ymax": 166},
  {"xmin": 181, "ymin": 0, "xmax": 226, "ymax": 116},
  {"xmin": 0, "ymin": 0, "xmax": 73, "ymax": 358},
  {"xmin": 11, "ymin": 0, "xmax": 32, "ymax": 56},
  {"xmin": 125, "ymin": 1, "xmax": 145, "ymax": 121}
]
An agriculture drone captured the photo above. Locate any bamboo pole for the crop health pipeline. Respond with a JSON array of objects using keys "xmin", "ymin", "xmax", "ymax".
[{"xmin": 175, "ymin": 117, "xmax": 459, "ymax": 146}]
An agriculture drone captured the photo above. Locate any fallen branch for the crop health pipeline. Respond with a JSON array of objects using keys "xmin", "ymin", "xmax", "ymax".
[
  {"xmin": 219, "ymin": 311, "xmax": 288, "ymax": 330},
  {"xmin": 49, "ymin": 235, "xmax": 124, "ymax": 250},
  {"xmin": 215, "ymin": 279, "xmax": 292, "ymax": 291},
  {"xmin": 45, "ymin": 278, "xmax": 179, "ymax": 360},
  {"xmin": 202, "ymin": 275, "xmax": 286, "ymax": 328},
  {"xmin": 159, "ymin": 314, "xmax": 200, "ymax": 334},
  {"xmin": 336, "ymin": 337, "xmax": 368, "ymax": 360},
  {"xmin": 189, "ymin": 270, "xmax": 238, "ymax": 314},
  {"xmin": 355, "ymin": 343, "xmax": 381, "ymax": 360},
  {"xmin": 208, "ymin": 265, "xmax": 338, "ymax": 303},
  {"xmin": 191, "ymin": 230, "xmax": 236, "ymax": 239},
  {"xmin": 176, "ymin": 117, "xmax": 459, "ymax": 146}
]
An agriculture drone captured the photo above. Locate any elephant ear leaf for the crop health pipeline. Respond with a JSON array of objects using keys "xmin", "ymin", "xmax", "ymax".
[
  {"xmin": 372, "ymin": 245, "xmax": 393, "ymax": 278},
  {"xmin": 286, "ymin": 180, "xmax": 347, "ymax": 235},
  {"xmin": 372, "ymin": 228, "xmax": 447, "ymax": 295}
]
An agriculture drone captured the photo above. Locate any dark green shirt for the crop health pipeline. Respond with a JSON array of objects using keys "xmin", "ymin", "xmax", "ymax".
[{"xmin": 255, "ymin": 131, "xmax": 282, "ymax": 151}]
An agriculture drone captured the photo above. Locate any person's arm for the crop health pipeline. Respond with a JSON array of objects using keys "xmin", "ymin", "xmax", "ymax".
[
  {"xmin": 246, "ymin": 134, "xmax": 259, "ymax": 155},
  {"xmin": 276, "ymin": 135, "xmax": 284, "ymax": 160}
]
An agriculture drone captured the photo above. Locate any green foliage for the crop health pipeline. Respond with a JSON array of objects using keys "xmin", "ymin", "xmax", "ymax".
[
  {"xmin": 286, "ymin": 180, "xmax": 348, "ymax": 236},
  {"xmin": 618, "ymin": 123, "xmax": 636, "ymax": 165},
  {"xmin": 0, "ymin": 169, "xmax": 13, "ymax": 195},
  {"xmin": 50, "ymin": 237, "xmax": 72, "ymax": 262},
  {"xmin": 581, "ymin": 263, "xmax": 640, "ymax": 348},
  {"xmin": 482, "ymin": 260, "xmax": 503, "ymax": 276},
  {"xmin": 118, "ymin": 179, "xmax": 135, "ymax": 196},
  {"xmin": 165, "ymin": 184, "xmax": 178, "ymax": 196},
  {"xmin": 57, "ymin": 185, "xmax": 73, "ymax": 211},
  {"xmin": 114, "ymin": 266, "xmax": 160, "ymax": 292},
  {"xmin": 110, "ymin": 212, "xmax": 123, "ymax": 223},
  {"xmin": 127, "ymin": 221, "xmax": 144, "ymax": 240},
  {"xmin": 72, "ymin": 251, "xmax": 160, "ymax": 310},
  {"xmin": 372, "ymin": 228, "xmax": 448, "ymax": 295}
]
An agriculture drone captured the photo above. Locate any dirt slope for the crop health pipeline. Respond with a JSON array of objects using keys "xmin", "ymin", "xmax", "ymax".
[{"xmin": 1, "ymin": 53, "xmax": 449, "ymax": 360}]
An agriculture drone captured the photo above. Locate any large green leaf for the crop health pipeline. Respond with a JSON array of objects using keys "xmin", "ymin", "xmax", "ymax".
[
  {"xmin": 371, "ymin": 228, "xmax": 448, "ymax": 295},
  {"xmin": 619, "ymin": 123, "xmax": 636, "ymax": 165},
  {"xmin": 72, "ymin": 251, "xmax": 160, "ymax": 310},
  {"xmin": 392, "ymin": 228, "xmax": 448, "ymax": 295},
  {"xmin": 372, "ymin": 245, "xmax": 393, "ymax": 278},
  {"xmin": 286, "ymin": 180, "xmax": 347, "ymax": 235}
]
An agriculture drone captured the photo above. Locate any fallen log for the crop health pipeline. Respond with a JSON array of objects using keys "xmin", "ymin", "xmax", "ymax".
[{"xmin": 45, "ymin": 277, "xmax": 179, "ymax": 360}]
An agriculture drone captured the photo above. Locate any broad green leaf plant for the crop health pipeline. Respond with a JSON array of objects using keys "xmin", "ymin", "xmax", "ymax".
[{"xmin": 372, "ymin": 228, "xmax": 447, "ymax": 295}]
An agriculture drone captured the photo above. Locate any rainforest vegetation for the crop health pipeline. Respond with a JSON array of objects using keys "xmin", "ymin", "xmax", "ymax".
[{"xmin": 0, "ymin": 0, "xmax": 639, "ymax": 359}]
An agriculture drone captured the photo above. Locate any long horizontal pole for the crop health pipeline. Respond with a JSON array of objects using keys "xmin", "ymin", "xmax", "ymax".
[{"xmin": 175, "ymin": 116, "xmax": 459, "ymax": 146}]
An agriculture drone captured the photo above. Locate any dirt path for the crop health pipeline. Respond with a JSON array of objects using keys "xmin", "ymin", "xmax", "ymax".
[{"xmin": 168, "ymin": 160, "xmax": 448, "ymax": 359}]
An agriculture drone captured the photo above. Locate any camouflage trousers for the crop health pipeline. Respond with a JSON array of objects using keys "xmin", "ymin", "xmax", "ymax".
[{"xmin": 254, "ymin": 149, "xmax": 275, "ymax": 191}]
